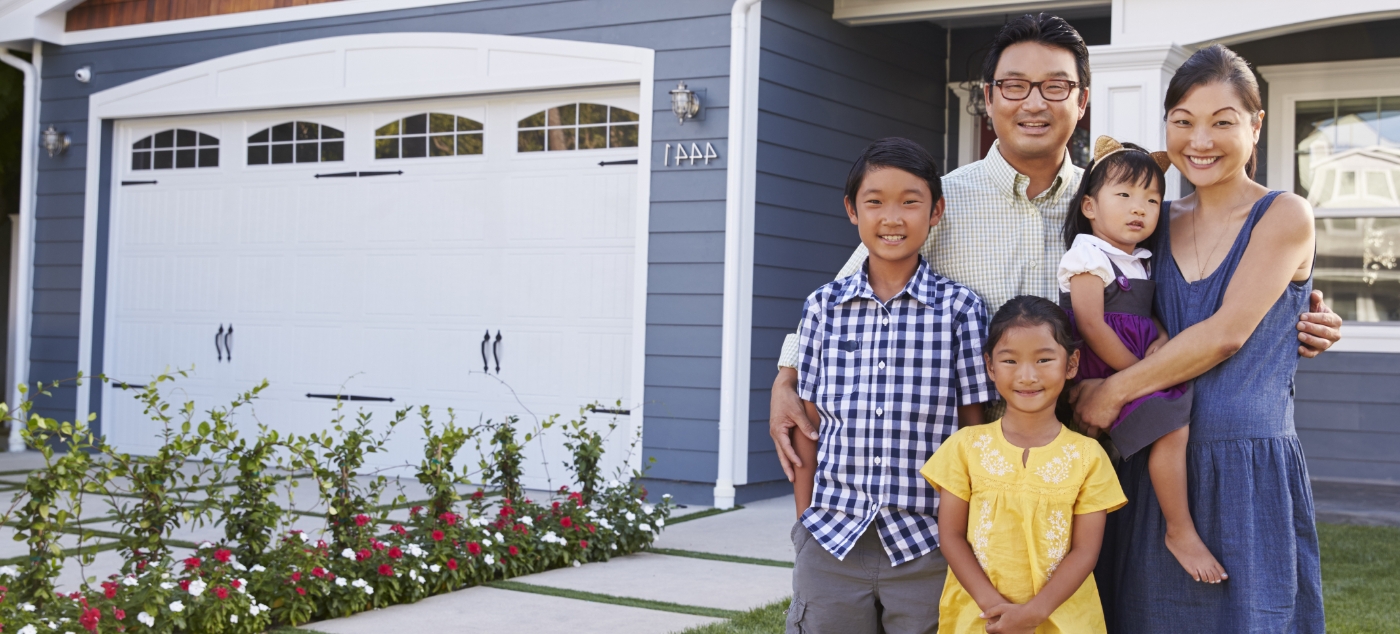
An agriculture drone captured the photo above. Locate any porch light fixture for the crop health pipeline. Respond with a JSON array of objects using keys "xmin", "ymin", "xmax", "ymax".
[
  {"xmin": 41, "ymin": 125, "xmax": 69, "ymax": 158},
  {"xmin": 962, "ymin": 79, "xmax": 988, "ymax": 119},
  {"xmin": 669, "ymin": 81, "xmax": 701, "ymax": 125}
]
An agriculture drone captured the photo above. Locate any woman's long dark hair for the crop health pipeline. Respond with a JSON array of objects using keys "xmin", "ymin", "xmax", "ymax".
[
  {"xmin": 1061, "ymin": 143, "xmax": 1166, "ymax": 250},
  {"xmin": 1164, "ymin": 44, "xmax": 1264, "ymax": 180}
]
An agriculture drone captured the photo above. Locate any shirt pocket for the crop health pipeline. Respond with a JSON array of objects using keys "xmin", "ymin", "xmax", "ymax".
[{"xmin": 815, "ymin": 334, "xmax": 861, "ymax": 422}]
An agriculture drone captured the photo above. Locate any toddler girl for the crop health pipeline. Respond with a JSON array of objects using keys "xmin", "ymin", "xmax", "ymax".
[
  {"xmin": 922, "ymin": 296, "xmax": 1125, "ymax": 634},
  {"xmin": 1058, "ymin": 136, "xmax": 1223, "ymax": 583}
]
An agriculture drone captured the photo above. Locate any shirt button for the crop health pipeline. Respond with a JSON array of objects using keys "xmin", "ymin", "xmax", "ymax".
[
  {"xmin": 881, "ymin": 317, "xmax": 889, "ymax": 326},
  {"xmin": 871, "ymin": 504, "xmax": 879, "ymax": 513},
  {"xmin": 874, "ymin": 457, "xmax": 882, "ymax": 465},
  {"xmin": 876, "ymin": 407, "xmax": 884, "ymax": 416},
  {"xmin": 878, "ymin": 361, "xmax": 886, "ymax": 370}
]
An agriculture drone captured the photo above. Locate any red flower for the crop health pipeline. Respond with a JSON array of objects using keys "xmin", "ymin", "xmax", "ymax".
[
  {"xmin": 388, "ymin": 546, "xmax": 403, "ymax": 560},
  {"xmin": 296, "ymin": 586, "xmax": 307, "ymax": 596},
  {"xmin": 214, "ymin": 549, "xmax": 232, "ymax": 563},
  {"xmin": 179, "ymin": 579, "xmax": 192, "ymax": 591},
  {"xmin": 447, "ymin": 558, "xmax": 458, "ymax": 571},
  {"xmin": 355, "ymin": 514, "xmax": 371, "ymax": 527},
  {"xmin": 472, "ymin": 489, "xmax": 485, "ymax": 500},
  {"xmin": 432, "ymin": 530, "xmax": 445, "ymax": 542},
  {"xmin": 232, "ymin": 578, "xmax": 243, "ymax": 589},
  {"xmin": 114, "ymin": 608, "xmax": 125, "ymax": 620},
  {"xmin": 552, "ymin": 501, "xmax": 561, "ymax": 511},
  {"xmin": 411, "ymin": 506, "xmax": 423, "ymax": 516},
  {"xmin": 311, "ymin": 567, "xmax": 326, "ymax": 578},
  {"xmin": 439, "ymin": 512, "xmax": 459, "ymax": 525},
  {"xmin": 102, "ymin": 582, "xmax": 117, "ymax": 599},
  {"xmin": 390, "ymin": 524, "xmax": 407, "ymax": 536},
  {"xmin": 373, "ymin": 541, "xmax": 386, "ymax": 552},
  {"xmin": 579, "ymin": 540, "xmax": 589, "ymax": 549},
  {"xmin": 588, "ymin": 524, "xmax": 596, "ymax": 533},
  {"xmin": 560, "ymin": 517, "xmax": 573, "ymax": 528},
  {"xmin": 80, "ymin": 607, "xmax": 101, "ymax": 632},
  {"xmin": 508, "ymin": 545, "xmax": 519, "ymax": 556},
  {"xmin": 136, "ymin": 560, "xmax": 147, "ymax": 571},
  {"xmin": 290, "ymin": 571, "xmax": 302, "ymax": 582},
  {"xmin": 499, "ymin": 506, "xmax": 513, "ymax": 517},
  {"xmin": 378, "ymin": 564, "xmax": 394, "ymax": 576},
  {"xmin": 467, "ymin": 542, "xmax": 482, "ymax": 555},
  {"xmin": 214, "ymin": 586, "xmax": 229, "ymax": 600},
  {"xmin": 356, "ymin": 549, "xmax": 371, "ymax": 561},
  {"xmin": 183, "ymin": 556, "xmax": 201, "ymax": 571}
]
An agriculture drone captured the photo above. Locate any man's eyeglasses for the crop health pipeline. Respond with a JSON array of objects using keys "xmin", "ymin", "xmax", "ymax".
[{"xmin": 991, "ymin": 79, "xmax": 1080, "ymax": 102}]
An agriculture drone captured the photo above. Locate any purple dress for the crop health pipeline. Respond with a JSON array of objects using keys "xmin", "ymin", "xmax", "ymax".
[{"xmin": 1060, "ymin": 258, "xmax": 1193, "ymax": 458}]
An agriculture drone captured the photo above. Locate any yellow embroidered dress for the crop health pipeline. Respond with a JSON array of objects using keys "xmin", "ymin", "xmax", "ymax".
[{"xmin": 920, "ymin": 421, "xmax": 1126, "ymax": 634}]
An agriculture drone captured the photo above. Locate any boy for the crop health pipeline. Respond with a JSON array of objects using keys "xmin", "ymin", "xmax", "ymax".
[{"xmin": 788, "ymin": 138, "xmax": 992, "ymax": 634}]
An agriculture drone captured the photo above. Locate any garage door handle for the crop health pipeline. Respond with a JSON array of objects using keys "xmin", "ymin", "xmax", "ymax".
[
  {"xmin": 481, "ymin": 331, "xmax": 491, "ymax": 372},
  {"xmin": 492, "ymin": 331, "xmax": 502, "ymax": 373},
  {"xmin": 224, "ymin": 324, "xmax": 234, "ymax": 361},
  {"xmin": 215, "ymin": 325, "xmax": 225, "ymax": 362}
]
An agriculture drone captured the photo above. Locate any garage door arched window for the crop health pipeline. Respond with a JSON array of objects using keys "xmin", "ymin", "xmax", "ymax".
[
  {"xmin": 247, "ymin": 121, "xmax": 345, "ymax": 165},
  {"xmin": 517, "ymin": 103, "xmax": 639, "ymax": 152},
  {"xmin": 132, "ymin": 129, "xmax": 219, "ymax": 170},
  {"xmin": 375, "ymin": 113, "xmax": 484, "ymax": 159}
]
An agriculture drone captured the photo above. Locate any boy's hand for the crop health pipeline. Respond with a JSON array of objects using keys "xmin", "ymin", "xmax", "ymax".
[
  {"xmin": 1298, "ymin": 290, "xmax": 1341, "ymax": 358},
  {"xmin": 771, "ymin": 368, "xmax": 818, "ymax": 481},
  {"xmin": 981, "ymin": 603, "xmax": 1042, "ymax": 634}
]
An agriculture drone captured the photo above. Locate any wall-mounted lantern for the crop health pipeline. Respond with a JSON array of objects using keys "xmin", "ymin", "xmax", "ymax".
[
  {"xmin": 669, "ymin": 81, "xmax": 701, "ymax": 125},
  {"xmin": 41, "ymin": 125, "xmax": 69, "ymax": 158}
]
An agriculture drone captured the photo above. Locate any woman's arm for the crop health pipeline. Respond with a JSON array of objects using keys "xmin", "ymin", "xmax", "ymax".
[
  {"xmin": 1068, "ymin": 273, "xmax": 1141, "ymax": 371},
  {"xmin": 937, "ymin": 492, "xmax": 1008, "ymax": 612},
  {"xmin": 792, "ymin": 401, "xmax": 820, "ymax": 518},
  {"xmin": 982, "ymin": 511, "xmax": 1108, "ymax": 633},
  {"xmin": 1077, "ymin": 194, "xmax": 1316, "ymax": 431}
]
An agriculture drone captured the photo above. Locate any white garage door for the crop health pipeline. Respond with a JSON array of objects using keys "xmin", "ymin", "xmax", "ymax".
[{"xmin": 103, "ymin": 88, "xmax": 643, "ymax": 491}]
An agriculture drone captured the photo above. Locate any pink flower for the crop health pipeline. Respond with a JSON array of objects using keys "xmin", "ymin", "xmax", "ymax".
[
  {"xmin": 113, "ymin": 608, "xmax": 125, "ymax": 620},
  {"xmin": 410, "ymin": 506, "xmax": 423, "ymax": 516},
  {"xmin": 467, "ymin": 542, "xmax": 482, "ymax": 555},
  {"xmin": 183, "ymin": 556, "xmax": 201, "ymax": 571},
  {"xmin": 355, "ymin": 514, "xmax": 371, "ymax": 527},
  {"xmin": 214, "ymin": 549, "xmax": 232, "ymax": 563},
  {"xmin": 560, "ymin": 517, "xmax": 573, "ymax": 528},
  {"xmin": 231, "ymin": 578, "xmax": 242, "ymax": 589},
  {"xmin": 311, "ymin": 567, "xmax": 325, "ymax": 578},
  {"xmin": 356, "ymin": 549, "xmax": 371, "ymax": 561},
  {"xmin": 378, "ymin": 564, "xmax": 394, "ymax": 576},
  {"xmin": 214, "ymin": 586, "xmax": 229, "ymax": 600},
  {"xmin": 447, "ymin": 558, "xmax": 458, "ymax": 571},
  {"xmin": 388, "ymin": 546, "xmax": 403, "ymax": 560},
  {"xmin": 296, "ymin": 586, "xmax": 307, "ymax": 595},
  {"xmin": 579, "ymin": 540, "xmax": 589, "ymax": 549},
  {"xmin": 290, "ymin": 572, "xmax": 302, "ymax": 582},
  {"xmin": 432, "ymin": 530, "xmax": 445, "ymax": 542},
  {"xmin": 508, "ymin": 545, "xmax": 519, "ymax": 556}
]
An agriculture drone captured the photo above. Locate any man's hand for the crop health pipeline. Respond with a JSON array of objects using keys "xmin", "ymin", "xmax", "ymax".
[
  {"xmin": 771, "ymin": 367, "xmax": 818, "ymax": 482},
  {"xmin": 1071, "ymin": 378, "xmax": 1115, "ymax": 438},
  {"xmin": 982, "ymin": 602, "xmax": 1042, "ymax": 634},
  {"xmin": 1298, "ymin": 290, "xmax": 1341, "ymax": 358}
]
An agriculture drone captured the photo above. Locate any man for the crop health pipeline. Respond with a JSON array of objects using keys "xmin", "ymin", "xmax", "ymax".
[{"xmin": 768, "ymin": 13, "xmax": 1341, "ymax": 484}]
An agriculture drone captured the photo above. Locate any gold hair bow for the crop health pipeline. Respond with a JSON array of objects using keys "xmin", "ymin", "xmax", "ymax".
[{"xmin": 1092, "ymin": 135, "xmax": 1171, "ymax": 173}]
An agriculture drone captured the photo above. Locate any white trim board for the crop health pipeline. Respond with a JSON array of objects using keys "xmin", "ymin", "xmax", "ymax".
[
  {"xmin": 1257, "ymin": 58, "xmax": 1400, "ymax": 352},
  {"xmin": 76, "ymin": 32, "xmax": 656, "ymax": 443}
]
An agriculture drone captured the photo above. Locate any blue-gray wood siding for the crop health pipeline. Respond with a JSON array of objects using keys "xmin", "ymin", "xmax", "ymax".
[
  {"xmin": 30, "ymin": 0, "xmax": 738, "ymax": 504},
  {"xmin": 1296, "ymin": 353, "xmax": 1400, "ymax": 483},
  {"xmin": 745, "ymin": 0, "xmax": 947, "ymax": 499}
]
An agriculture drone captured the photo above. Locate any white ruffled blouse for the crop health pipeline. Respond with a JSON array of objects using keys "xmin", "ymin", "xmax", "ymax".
[{"xmin": 1056, "ymin": 234, "xmax": 1152, "ymax": 293}]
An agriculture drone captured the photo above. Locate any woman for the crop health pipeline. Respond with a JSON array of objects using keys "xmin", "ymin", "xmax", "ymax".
[{"xmin": 1076, "ymin": 44, "xmax": 1326, "ymax": 633}]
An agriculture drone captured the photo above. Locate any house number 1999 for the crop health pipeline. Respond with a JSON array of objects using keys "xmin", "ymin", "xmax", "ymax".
[{"xmin": 664, "ymin": 143, "xmax": 718, "ymax": 166}]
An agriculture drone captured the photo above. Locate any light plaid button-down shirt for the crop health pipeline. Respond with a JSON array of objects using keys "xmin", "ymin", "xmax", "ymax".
[
  {"xmin": 780, "ymin": 143, "xmax": 1082, "ymax": 368},
  {"xmin": 796, "ymin": 258, "xmax": 992, "ymax": 565}
]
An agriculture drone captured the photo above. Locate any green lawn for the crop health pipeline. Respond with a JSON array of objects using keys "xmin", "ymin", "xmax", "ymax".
[{"xmin": 680, "ymin": 523, "xmax": 1400, "ymax": 634}]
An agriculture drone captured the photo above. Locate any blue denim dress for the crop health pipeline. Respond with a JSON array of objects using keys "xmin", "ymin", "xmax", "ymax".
[{"xmin": 1097, "ymin": 191, "xmax": 1326, "ymax": 633}]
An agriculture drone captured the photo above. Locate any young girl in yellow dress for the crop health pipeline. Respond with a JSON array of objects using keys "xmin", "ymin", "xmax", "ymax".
[{"xmin": 921, "ymin": 296, "xmax": 1126, "ymax": 633}]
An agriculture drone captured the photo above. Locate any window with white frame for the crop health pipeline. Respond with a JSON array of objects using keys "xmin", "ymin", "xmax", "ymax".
[
  {"xmin": 1293, "ymin": 96, "xmax": 1400, "ymax": 323},
  {"xmin": 516, "ymin": 103, "xmax": 639, "ymax": 152},
  {"xmin": 132, "ymin": 129, "xmax": 219, "ymax": 170},
  {"xmin": 375, "ymin": 113, "xmax": 483, "ymax": 159},
  {"xmin": 247, "ymin": 121, "xmax": 345, "ymax": 165}
]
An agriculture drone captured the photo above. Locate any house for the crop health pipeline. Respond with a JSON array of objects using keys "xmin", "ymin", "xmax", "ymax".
[{"xmin": 0, "ymin": 0, "xmax": 1396, "ymax": 508}]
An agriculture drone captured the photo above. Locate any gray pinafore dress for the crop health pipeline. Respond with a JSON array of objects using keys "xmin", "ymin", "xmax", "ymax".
[{"xmin": 1098, "ymin": 191, "xmax": 1325, "ymax": 633}]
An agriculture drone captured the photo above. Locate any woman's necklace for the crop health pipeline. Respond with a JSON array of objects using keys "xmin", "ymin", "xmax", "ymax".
[{"xmin": 1190, "ymin": 201, "xmax": 1242, "ymax": 281}]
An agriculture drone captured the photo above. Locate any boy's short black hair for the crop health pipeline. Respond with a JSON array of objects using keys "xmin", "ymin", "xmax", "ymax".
[
  {"xmin": 981, "ymin": 13, "xmax": 1090, "ymax": 91},
  {"xmin": 843, "ymin": 137, "xmax": 943, "ymax": 207}
]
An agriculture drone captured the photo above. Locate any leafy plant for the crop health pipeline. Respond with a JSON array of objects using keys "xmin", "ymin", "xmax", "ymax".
[
  {"xmin": 219, "ymin": 411, "xmax": 305, "ymax": 566},
  {"xmin": 562, "ymin": 404, "xmax": 616, "ymax": 505},
  {"xmin": 303, "ymin": 399, "xmax": 404, "ymax": 548},
  {"xmin": 414, "ymin": 406, "xmax": 475, "ymax": 518}
]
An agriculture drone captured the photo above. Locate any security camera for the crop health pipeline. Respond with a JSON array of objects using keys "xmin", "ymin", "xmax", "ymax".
[{"xmin": 75, "ymin": 66, "xmax": 91, "ymax": 83}]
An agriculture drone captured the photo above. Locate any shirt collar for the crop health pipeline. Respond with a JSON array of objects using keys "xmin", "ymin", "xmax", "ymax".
[
  {"xmin": 1072, "ymin": 233, "xmax": 1153, "ymax": 261},
  {"xmin": 983, "ymin": 139, "xmax": 1078, "ymax": 202},
  {"xmin": 834, "ymin": 257, "xmax": 939, "ymax": 308}
]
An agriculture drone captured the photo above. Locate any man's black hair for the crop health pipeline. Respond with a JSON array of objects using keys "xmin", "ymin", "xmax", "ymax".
[
  {"xmin": 981, "ymin": 13, "xmax": 1090, "ymax": 93},
  {"xmin": 843, "ymin": 137, "xmax": 943, "ymax": 207}
]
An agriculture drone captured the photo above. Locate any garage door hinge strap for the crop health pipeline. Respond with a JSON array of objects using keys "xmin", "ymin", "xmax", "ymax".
[
  {"xmin": 306, "ymin": 393, "xmax": 395, "ymax": 402},
  {"xmin": 314, "ymin": 170, "xmax": 405, "ymax": 179},
  {"xmin": 121, "ymin": 180, "xmax": 157, "ymax": 186},
  {"xmin": 598, "ymin": 160, "xmax": 638, "ymax": 166}
]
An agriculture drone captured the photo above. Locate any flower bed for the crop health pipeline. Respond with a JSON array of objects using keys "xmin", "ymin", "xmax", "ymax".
[{"xmin": 0, "ymin": 376, "xmax": 668, "ymax": 633}]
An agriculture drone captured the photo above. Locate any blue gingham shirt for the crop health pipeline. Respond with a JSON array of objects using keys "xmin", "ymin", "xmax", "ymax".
[{"xmin": 796, "ymin": 257, "xmax": 992, "ymax": 565}]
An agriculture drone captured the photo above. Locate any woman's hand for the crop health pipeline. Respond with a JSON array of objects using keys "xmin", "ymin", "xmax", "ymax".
[
  {"xmin": 982, "ymin": 602, "xmax": 1043, "ymax": 634},
  {"xmin": 1073, "ymin": 378, "xmax": 1121, "ymax": 437}
]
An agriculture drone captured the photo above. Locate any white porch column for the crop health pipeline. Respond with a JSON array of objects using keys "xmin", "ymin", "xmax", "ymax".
[{"xmin": 1087, "ymin": 44, "xmax": 1191, "ymax": 199}]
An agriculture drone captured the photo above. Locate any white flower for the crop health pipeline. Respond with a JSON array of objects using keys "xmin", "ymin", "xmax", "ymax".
[
  {"xmin": 656, "ymin": 518, "xmax": 665, "ymax": 527},
  {"xmin": 429, "ymin": 564, "xmax": 441, "ymax": 573},
  {"xmin": 363, "ymin": 585, "xmax": 374, "ymax": 595},
  {"xmin": 520, "ymin": 516, "xmax": 533, "ymax": 526},
  {"xmin": 407, "ymin": 544, "xmax": 424, "ymax": 558},
  {"xmin": 642, "ymin": 504, "xmax": 654, "ymax": 515},
  {"xmin": 335, "ymin": 577, "xmax": 348, "ymax": 587},
  {"xmin": 586, "ymin": 510, "xmax": 598, "ymax": 518},
  {"xmin": 625, "ymin": 512, "xmax": 636, "ymax": 522},
  {"xmin": 1, "ymin": 565, "xmax": 24, "ymax": 577},
  {"xmin": 259, "ymin": 604, "xmax": 270, "ymax": 612},
  {"xmin": 169, "ymin": 600, "xmax": 185, "ymax": 613},
  {"xmin": 351, "ymin": 578, "xmax": 367, "ymax": 588},
  {"xmin": 161, "ymin": 573, "xmax": 170, "ymax": 579},
  {"xmin": 484, "ymin": 554, "xmax": 495, "ymax": 566},
  {"xmin": 20, "ymin": 602, "xmax": 35, "ymax": 612},
  {"xmin": 249, "ymin": 604, "xmax": 260, "ymax": 616},
  {"xmin": 640, "ymin": 523, "xmax": 653, "ymax": 532},
  {"xmin": 160, "ymin": 582, "xmax": 175, "ymax": 590},
  {"xmin": 482, "ymin": 538, "xmax": 492, "ymax": 547},
  {"xmin": 230, "ymin": 614, "xmax": 239, "ymax": 624},
  {"xmin": 236, "ymin": 578, "xmax": 248, "ymax": 593},
  {"xmin": 572, "ymin": 561, "xmax": 581, "ymax": 568},
  {"xmin": 16, "ymin": 625, "xmax": 36, "ymax": 634},
  {"xmin": 494, "ymin": 531, "xmax": 505, "ymax": 542},
  {"xmin": 608, "ymin": 479, "xmax": 621, "ymax": 489},
  {"xmin": 232, "ymin": 562, "xmax": 247, "ymax": 572},
  {"xmin": 298, "ymin": 532, "xmax": 310, "ymax": 542},
  {"xmin": 121, "ymin": 575, "xmax": 138, "ymax": 587},
  {"xmin": 663, "ymin": 493, "xmax": 673, "ymax": 499},
  {"xmin": 137, "ymin": 612, "xmax": 156, "ymax": 627},
  {"xmin": 341, "ymin": 548, "xmax": 356, "ymax": 560},
  {"xmin": 251, "ymin": 564, "xmax": 267, "ymax": 573},
  {"xmin": 610, "ymin": 544, "xmax": 617, "ymax": 550},
  {"xmin": 187, "ymin": 579, "xmax": 207, "ymax": 597},
  {"xmin": 199, "ymin": 541, "xmax": 213, "ymax": 549}
]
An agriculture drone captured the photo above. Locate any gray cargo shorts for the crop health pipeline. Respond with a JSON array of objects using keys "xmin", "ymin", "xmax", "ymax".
[{"xmin": 786, "ymin": 521, "xmax": 947, "ymax": 634}]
